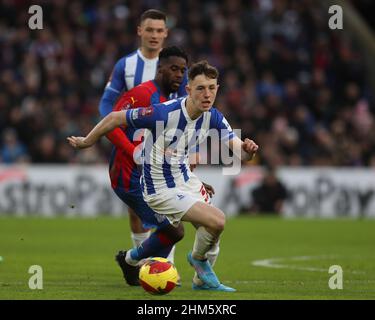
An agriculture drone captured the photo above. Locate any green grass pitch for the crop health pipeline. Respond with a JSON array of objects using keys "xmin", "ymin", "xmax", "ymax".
[{"xmin": 0, "ymin": 216, "xmax": 374, "ymax": 300}]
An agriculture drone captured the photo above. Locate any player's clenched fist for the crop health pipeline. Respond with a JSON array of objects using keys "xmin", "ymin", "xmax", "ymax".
[{"xmin": 242, "ymin": 138, "xmax": 259, "ymax": 158}]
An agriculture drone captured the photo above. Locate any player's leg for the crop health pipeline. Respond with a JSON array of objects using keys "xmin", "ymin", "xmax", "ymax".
[
  {"xmin": 128, "ymin": 207, "xmax": 151, "ymax": 248},
  {"xmin": 191, "ymin": 222, "xmax": 220, "ymax": 286},
  {"xmin": 193, "ymin": 240, "xmax": 220, "ymax": 289},
  {"xmin": 183, "ymin": 202, "xmax": 235, "ymax": 291},
  {"xmin": 144, "ymin": 186, "xmax": 234, "ymax": 291},
  {"xmin": 129, "ymin": 208, "xmax": 178, "ymax": 265},
  {"xmin": 125, "ymin": 216, "xmax": 184, "ymax": 287},
  {"xmin": 183, "ymin": 201, "xmax": 223, "ymax": 269},
  {"xmin": 166, "ymin": 245, "xmax": 176, "ymax": 264},
  {"xmin": 180, "ymin": 177, "xmax": 224, "ymax": 258},
  {"xmin": 126, "ymin": 222, "xmax": 184, "ymax": 265},
  {"xmin": 124, "ymin": 192, "xmax": 184, "ymax": 263},
  {"xmin": 191, "ymin": 242, "xmax": 230, "ymax": 291},
  {"xmin": 114, "ymin": 188, "xmax": 184, "ymax": 285},
  {"xmin": 187, "ymin": 182, "xmax": 222, "ymax": 288},
  {"xmin": 128, "ymin": 208, "xmax": 178, "ymax": 265}
]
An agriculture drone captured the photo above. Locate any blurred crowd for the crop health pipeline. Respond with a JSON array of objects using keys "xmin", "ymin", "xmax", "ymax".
[{"xmin": 1, "ymin": 0, "xmax": 374, "ymax": 167}]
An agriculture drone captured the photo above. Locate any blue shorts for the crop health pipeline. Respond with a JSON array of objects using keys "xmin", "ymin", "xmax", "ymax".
[{"xmin": 113, "ymin": 187, "xmax": 171, "ymax": 230}]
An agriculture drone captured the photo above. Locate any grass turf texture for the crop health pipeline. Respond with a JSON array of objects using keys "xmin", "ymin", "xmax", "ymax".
[{"xmin": 0, "ymin": 216, "xmax": 374, "ymax": 300}]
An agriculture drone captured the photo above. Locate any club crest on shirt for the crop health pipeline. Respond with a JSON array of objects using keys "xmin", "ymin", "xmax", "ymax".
[{"xmin": 131, "ymin": 106, "xmax": 154, "ymax": 120}]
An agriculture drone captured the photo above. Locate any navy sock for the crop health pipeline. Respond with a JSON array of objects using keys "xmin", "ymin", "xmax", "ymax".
[{"xmin": 130, "ymin": 230, "xmax": 174, "ymax": 261}]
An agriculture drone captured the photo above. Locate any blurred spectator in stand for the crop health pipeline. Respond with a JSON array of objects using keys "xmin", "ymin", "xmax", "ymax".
[
  {"xmin": 0, "ymin": 128, "xmax": 29, "ymax": 164},
  {"xmin": 250, "ymin": 167, "xmax": 288, "ymax": 214},
  {"xmin": 31, "ymin": 132, "xmax": 58, "ymax": 163}
]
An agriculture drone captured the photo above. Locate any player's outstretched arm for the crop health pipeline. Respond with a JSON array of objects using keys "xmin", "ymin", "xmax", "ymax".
[
  {"xmin": 67, "ymin": 111, "xmax": 127, "ymax": 149},
  {"xmin": 229, "ymin": 136, "xmax": 259, "ymax": 161}
]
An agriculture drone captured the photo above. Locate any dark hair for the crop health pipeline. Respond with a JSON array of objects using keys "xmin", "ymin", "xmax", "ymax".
[
  {"xmin": 159, "ymin": 46, "xmax": 188, "ymax": 64},
  {"xmin": 188, "ymin": 60, "xmax": 219, "ymax": 81},
  {"xmin": 140, "ymin": 9, "xmax": 167, "ymax": 23}
]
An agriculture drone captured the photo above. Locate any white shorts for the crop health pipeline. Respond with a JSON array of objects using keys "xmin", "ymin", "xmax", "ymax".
[{"xmin": 144, "ymin": 175, "xmax": 211, "ymax": 226}]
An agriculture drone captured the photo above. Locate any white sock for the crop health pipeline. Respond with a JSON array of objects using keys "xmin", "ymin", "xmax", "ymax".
[
  {"xmin": 206, "ymin": 239, "xmax": 220, "ymax": 266},
  {"xmin": 125, "ymin": 250, "xmax": 139, "ymax": 266},
  {"xmin": 192, "ymin": 226, "xmax": 218, "ymax": 260},
  {"xmin": 193, "ymin": 241, "xmax": 220, "ymax": 286},
  {"xmin": 131, "ymin": 231, "xmax": 151, "ymax": 248},
  {"xmin": 166, "ymin": 245, "xmax": 176, "ymax": 264}
]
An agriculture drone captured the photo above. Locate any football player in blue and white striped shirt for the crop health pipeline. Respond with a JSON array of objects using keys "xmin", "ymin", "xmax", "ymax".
[
  {"xmin": 99, "ymin": 9, "xmax": 187, "ymax": 261},
  {"xmin": 99, "ymin": 9, "xmax": 187, "ymax": 116},
  {"xmin": 68, "ymin": 61, "xmax": 259, "ymax": 291}
]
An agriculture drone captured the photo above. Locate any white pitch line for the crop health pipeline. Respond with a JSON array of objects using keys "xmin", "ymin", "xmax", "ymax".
[{"xmin": 252, "ymin": 255, "xmax": 365, "ymax": 274}]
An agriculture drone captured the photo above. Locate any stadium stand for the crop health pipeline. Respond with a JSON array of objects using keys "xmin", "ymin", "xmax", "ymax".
[{"xmin": 1, "ymin": 0, "xmax": 374, "ymax": 167}]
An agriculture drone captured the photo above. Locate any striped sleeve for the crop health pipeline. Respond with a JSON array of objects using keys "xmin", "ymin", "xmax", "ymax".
[
  {"xmin": 98, "ymin": 58, "xmax": 127, "ymax": 117},
  {"xmin": 210, "ymin": 108, "xmax": 235, "ymax": 141},
  {"xmin": 125, "ymin": 104, "xmax": 165, "ymax": 129}
]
